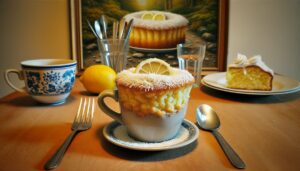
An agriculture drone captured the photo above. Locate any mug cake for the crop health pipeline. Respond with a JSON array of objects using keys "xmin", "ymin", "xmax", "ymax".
[{"xmin": 116, "ymin": 58, "xmax": 194, "ymax": 117}]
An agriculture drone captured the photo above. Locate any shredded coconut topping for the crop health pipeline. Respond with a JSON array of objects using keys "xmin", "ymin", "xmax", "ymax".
[
  {"xmin": 124, "ymin": 10, "xmax": 188, "ymax": 30},
  {"xmin": 116, "ymin": 68, "xmax": 194, "ymax": 91},
  {"xmin": 229, "ymin": 53, "xmax": 274, "ymax": 75}
]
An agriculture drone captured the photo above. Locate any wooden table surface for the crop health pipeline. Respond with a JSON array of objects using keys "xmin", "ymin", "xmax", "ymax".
[{"xmin": 0, "ymin": 80, "xmax": 300, "ymax": 171}]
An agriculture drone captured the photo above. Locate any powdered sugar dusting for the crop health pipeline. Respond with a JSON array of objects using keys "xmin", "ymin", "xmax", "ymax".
[
  {"xmin": 124, "ymin": 10, "xmax": 188, "ymax": 30},
  {"xmin": 116, "ymin": 68, "xmax": 194, "ymax": 91}
]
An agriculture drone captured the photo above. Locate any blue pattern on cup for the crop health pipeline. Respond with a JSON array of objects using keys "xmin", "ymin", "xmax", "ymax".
[{"xmin": 25, "ymin": 69, "xmax": 76, "ymax": 95}]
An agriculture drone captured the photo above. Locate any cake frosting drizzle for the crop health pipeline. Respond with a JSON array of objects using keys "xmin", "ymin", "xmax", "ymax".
[{"xmin": 229, "ymin": 53, "xmax": 274, "ymax": 75}]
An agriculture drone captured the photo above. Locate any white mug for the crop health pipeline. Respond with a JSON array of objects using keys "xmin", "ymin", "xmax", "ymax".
[
  {"xmin": 5, "ymin": 59, "xmax": 77, "ymax": 104},
  {"xmin": 98, "ymin": 89, "xmax": 187, "ymax": 142}
]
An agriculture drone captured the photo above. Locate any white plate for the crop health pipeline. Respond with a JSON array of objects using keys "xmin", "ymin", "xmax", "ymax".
[
  {"xmin": 202, "ymin": 72, "xmax": 300, "ymax": 95},
  {"xmin": 103, "ymin": 119, "xmax": 199, "ymax": 151},
  {"xmin": 130, "ymin": 46, "xmax": 177, "ymax": 53}
]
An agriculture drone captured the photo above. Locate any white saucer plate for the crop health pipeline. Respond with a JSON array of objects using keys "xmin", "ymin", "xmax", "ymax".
[
  {"xmin": 202, "ymin": 72, "xmax": 300, "ymax": 95},
  {"xmin": 103, "ymin": 119, "xmax": 199, "ymax": 151},
  {"xmin": 130, "ymin": 46, "xmax": 177, "ymax": 53}
]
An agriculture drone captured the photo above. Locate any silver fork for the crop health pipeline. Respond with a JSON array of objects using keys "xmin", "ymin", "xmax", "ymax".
[{"xmin": 44, "ymin": 97, "xmax": 95, "ymax": 170}]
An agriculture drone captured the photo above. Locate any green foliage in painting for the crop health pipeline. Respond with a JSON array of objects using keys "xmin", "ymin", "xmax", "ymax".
[
  {"xmin": 82, "ymin": 0, "xmax": 129, "ymax": 44},
  {"xmin": 172, "ymin": 0, "xmax": 218, "ymax": 41}
]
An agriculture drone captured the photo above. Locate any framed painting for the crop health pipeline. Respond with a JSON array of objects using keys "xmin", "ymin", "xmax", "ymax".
[{"xmin": 70, "ymin": 0, "xmax": 228, "ymax": 74}]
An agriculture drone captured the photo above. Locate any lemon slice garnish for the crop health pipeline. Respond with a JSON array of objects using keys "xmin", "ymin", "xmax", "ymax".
[
  {"xmin": 135, "ymin": 58, "xmax": 172, "ymax": 75},
  {"xmin": 153, "ymin": 13, "xmax": 166, "ymax": 21},
  {"xmin": 141, "ymin": 12, "xmax": 154, "ymax": 20}
]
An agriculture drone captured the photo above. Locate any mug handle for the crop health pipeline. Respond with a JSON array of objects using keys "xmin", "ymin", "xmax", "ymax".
[
  {"xmin": 4, "ymin": 69, "xmax": 26, "ymax": 93},
  {"xmin": 98, "ymin": 89, "xmax": 122, "ymax": 124}
]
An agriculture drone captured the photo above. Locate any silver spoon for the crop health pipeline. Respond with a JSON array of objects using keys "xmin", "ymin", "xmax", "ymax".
[
  {"xmin": 196, "ymin": 104, "xmax": 246, "ymax": 169},
  {"xmin": 94, "ymin": 20, "xmax": 103, "ymax": 39}
]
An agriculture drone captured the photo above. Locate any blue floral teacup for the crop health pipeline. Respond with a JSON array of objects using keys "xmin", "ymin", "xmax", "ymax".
[{"xmin": 5, "ymin": 59, "xmax": 77, "ymax": 105}]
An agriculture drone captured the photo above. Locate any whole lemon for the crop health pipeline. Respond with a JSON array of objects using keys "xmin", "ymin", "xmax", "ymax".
[{"xmin": 80, "ymin": 65, "xmax": 116, "ymax": 94}]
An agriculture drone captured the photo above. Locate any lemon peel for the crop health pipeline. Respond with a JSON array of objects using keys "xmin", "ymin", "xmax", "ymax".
[{"xmin": 80, "ymin": 65, "xmax": 116, "ymax": 93}]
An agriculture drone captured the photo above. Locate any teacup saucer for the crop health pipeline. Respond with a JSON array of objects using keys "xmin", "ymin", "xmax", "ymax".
[{"xmin": 102, "ymin": 119, "xmax": 199, "ymax": 151}]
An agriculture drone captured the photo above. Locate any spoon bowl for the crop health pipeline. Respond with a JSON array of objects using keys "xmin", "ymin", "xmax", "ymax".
[
  {"xmin": 94, "ymin": 20, "xmax": 103, "ymax": 39},
  {"xmin": 196, "ymin": 104, "xmax": 220, "ymax": 130},
  {"xmin": 196, "ymin": 104, "xmax": 246, "ymax": 169}
]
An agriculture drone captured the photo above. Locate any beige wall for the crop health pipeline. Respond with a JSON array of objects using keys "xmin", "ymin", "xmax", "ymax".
[
  {"xmin": 228, "ymin": 0, "xmax": 300, "ymax": 80},
  {"xmin": 0, "ymin": 0, "xmax": 70, "ymax": 97},
  {"xmin": 1, "ymin": 0, "xmax": 299, "ymax": 97}
]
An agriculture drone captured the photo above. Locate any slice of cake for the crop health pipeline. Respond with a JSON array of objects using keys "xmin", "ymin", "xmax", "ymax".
[
  {"xmin": 123, "ymin": 11, "xmax": 188, "ymax": 49},
  {"xmin": 226, "ymin": 54, "xmax": 274, "ymax": 91}
]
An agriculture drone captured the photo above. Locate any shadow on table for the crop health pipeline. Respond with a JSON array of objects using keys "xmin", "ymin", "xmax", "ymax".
[
  {"xmin": 200, "ymin": 86, "xmax": 300, "ymax": 104},
  {"xmin": 2, "ymin": 94, "xmax": 77, "ymax": 107},
  {"xmin": 96, "ymin": 126, "xmax": 197, "ymax": 162},
  {"xmin": 79, "ymin": 90, "xmax": 99, "ymax": 96}
]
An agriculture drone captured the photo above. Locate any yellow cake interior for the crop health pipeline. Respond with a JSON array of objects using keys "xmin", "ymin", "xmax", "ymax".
[
  {"xmin": 226, "ymin": 66, "xmax": 273, "ymax": 91},
  {"xmin": 130, "ymin": 26, "xmax": 186, "ymax": 49},
  {"xmin": 118, "ymin": 85, "xmax": 192, "ymax": 117}
]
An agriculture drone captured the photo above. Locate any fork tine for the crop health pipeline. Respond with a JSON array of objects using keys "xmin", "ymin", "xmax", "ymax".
[
  {"xmin": 87, "ymin": 98, "xmax": 95, "ymax": 125},
  {"xmin": 84, "ymin": 98, "xmax": 91, "ymax": 126},
  {"xmin": 82, "ymin": 98, "xmax": 88, "ymax": 123},
  {"xmin": 91, "ymin": 98, "xmax": 95, "ymax": 122},
  {"xmin": 73, "ymin": 97, "xmax": 94, "ymax": 129},
  {"xmin": 72, "ymin": 98, "xmax": 83, "ymax": 128},
  {"xmin": 85, "ymin": 98, "xmax": 94, "ymax": 126}
]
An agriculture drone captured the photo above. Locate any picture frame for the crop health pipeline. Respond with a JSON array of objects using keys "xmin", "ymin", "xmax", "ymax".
[{"xmin": 70, "ymin": 0, "xmax": 228, "ymax": 74}]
